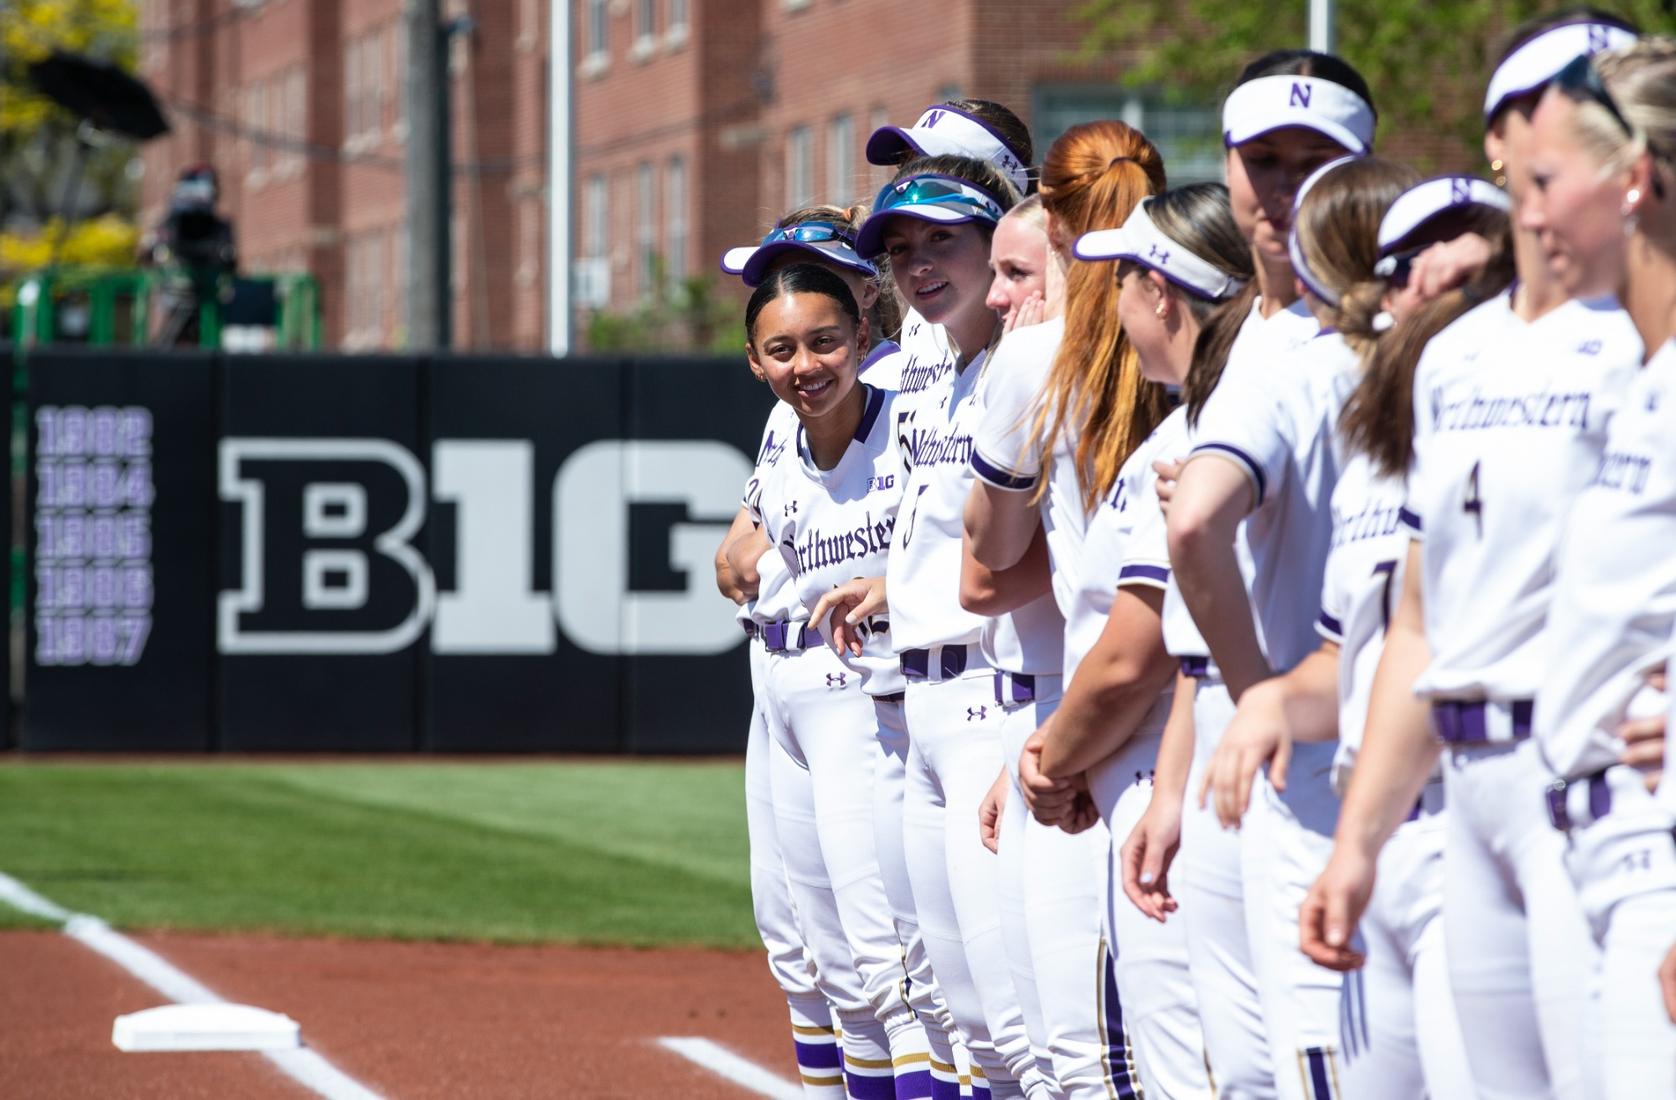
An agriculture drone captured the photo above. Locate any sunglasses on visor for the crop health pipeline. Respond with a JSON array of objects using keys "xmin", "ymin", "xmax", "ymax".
[
  {"xmin": 761, "ymin": 222, "xmax": 859, "ymax": 248},
  {"xmin": 871, "ymin": 175, "xmax": 1005, "ymax": 220}
]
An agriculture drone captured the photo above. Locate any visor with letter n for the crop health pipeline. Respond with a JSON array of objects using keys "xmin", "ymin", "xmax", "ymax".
[
  {"xmin": 1482, "ymin": 21, "xmax": 1637, "ymax": 124},
  {"xmin": 1223, "ymin": 75, "xmax": 1375, "ymax": 155},
  {"xmin": 1374, "ymin": 176, "xmax": 1511, "ymax": 279},
  {"xmin": 866, "ymin": 106, "xmax": 1030, "ymax": 194}
]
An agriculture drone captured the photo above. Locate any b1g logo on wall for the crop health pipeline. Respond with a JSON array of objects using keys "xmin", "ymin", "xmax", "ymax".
[{"xmin": 219, "ymin": 437, "xmax": 752, "ymax": 656}]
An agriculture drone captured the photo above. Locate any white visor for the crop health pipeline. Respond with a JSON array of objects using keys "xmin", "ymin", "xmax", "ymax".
[
  {"xmin": 866, "ymin": 106, "xmax": 1030, "ymax": 194},
  {"xmin": 719, "ymin": 239, "xmax": 877, "ymax": 287},
  {"xmin": 1288, "ymin": 155, "xmax": 1361, "ymax": 307},
  {"xmin": 1223, "ymin": 75, "xmax": 1375, "ymax": 155},
  {"xmin": 1375, "ymin": 176, "xmax": 1511, "ymax": 274},
  {"xmin": 1074, "ymin": 199, "xmax": 1245, "ymax": 300},
  {"xmin": 1483, "ymin": 22, "xmax": 1637, "ymax": 123}
]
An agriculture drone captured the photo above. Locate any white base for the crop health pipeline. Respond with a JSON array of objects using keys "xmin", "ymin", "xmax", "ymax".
[{"xmin": 112, "ymin": 1003, "xmax": 302, "ymax": 1052}]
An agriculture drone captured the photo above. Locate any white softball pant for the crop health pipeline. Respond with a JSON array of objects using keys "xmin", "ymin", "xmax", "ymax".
[
  {"xmin": 1239, "ymin": 741, "xmax": 1348, "ymax": 1100},
  {"xmin": 1557, "ymin": 765, "xmax": 1676, "ymax": 1100},
  {"xmin": 996, "ymin": 691, "xmax": 1059, "ymax": 1100},
  {"xmin": 1442, "ymin": 736, "xmax": 1598, "ymax": 1100},
  {"xmin": 876, "ymin": 695, "xmax": 963, "ymax": 1100},
  {"xmin": 1178, "ymin": 676, "xmax": 1276, "ymax": 1099},
  {"xmin": 1337, "ymin": 783, "xmax": 1474, "ymax": 1100},
  {"xmin": 1001, "ymin": 681, "xmax": 1141, "ymax": 1100},
  {"xmin": 1087, "ymin": 698, "xmax": 1212, "ymax": 1100},
  {"xmin": 904, "ymin": 667, "xmax": 1034, "ymax": 1099},
  {"xmin": 746, "ymin": 641, "xmax": 844, "ymax": 1096},
  {"xmin": 765, "ymin": 644, "xmax": 924, "ymax": 1097}
]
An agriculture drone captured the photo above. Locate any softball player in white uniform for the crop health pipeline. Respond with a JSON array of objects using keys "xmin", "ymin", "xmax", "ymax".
[
  {"xmin": 1150, "ymin": 52, "xmax": 1372, "ymax": 1099},
  {"xmin": 1524, "ymin": 40, "xmax": 1676, "ymax": 1100},
  {"xmin": 827, "ymin": 156, "xmax": 1035, "ymax": 1100},
  {"xmin": 720, "ymin": 209, "xmax": 911, "ymax": 1096},
  {"xmin": 1303, "ymin": 20, "xmax": 1641, "ymax": 1100},
  {"xmin": 966, "ymin": 121, "xmax": 1172, "ymax": 1100}
]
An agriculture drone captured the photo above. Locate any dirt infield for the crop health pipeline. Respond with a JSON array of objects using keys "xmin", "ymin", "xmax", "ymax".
[{"xmin": 0, "ymin": 930, "xmax": 794, "ymax": 1098}]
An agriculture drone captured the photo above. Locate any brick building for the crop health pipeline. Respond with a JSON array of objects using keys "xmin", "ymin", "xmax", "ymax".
[{"xmin": 139, "ymin": 0, "xmax": 1467, "ymax": 353}]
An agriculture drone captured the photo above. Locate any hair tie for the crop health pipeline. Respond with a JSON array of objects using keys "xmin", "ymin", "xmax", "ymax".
[{"xmin": 1109, "ymin": 156, "xmax": 1137, "ymax": 170}]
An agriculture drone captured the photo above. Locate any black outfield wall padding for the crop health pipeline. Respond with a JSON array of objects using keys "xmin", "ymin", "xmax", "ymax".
[{"xmin": 18, "ymin": 347, "xmax": 775, "ymax": 753}]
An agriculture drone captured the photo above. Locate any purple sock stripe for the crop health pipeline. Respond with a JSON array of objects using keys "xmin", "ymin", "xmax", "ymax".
[
  {"xmin": 1305, "ymin": 1047, "xmax": 1335, "ymax": 1100},
  {"xmin": 928, "ymin": 1076, "xmax": 963, "ymax": 1100},
  {"xmin": 969, "ymin": 1085, "xmax": 991, "ymax": 1100},
  {"xmin": 845, "ymin": 1068, "xmax": 898, "ymax": 1100},
  {"xmin": 1103, "ymin": 942, "xmax": 1139, "ymax": 1099},
  {"xmin": 794, "ymin": 1038, "xmax": 843, "ymax": 1070},
  {"xmin": 893, "ymin": 1067, "xmax": 933, "ymax": 1099}
]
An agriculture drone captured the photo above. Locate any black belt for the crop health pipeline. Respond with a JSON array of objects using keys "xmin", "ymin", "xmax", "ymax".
[
  {"xmin": 1431, "ymin": 699, "xmax": 1533, "ymax": 743},
  {"xmin": 901, "ymin": 645, "xmax": 971, "ymax": 681},
  {"xmin": 993, "ymin": 671, "xmax": 1036, "ymax": 704},
  {"xmin": 875, "ymin": 691, "xmax": 906, "ymax": 705}
]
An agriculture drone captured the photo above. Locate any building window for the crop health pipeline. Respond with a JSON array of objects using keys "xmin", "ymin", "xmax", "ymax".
[
  {"xmin": 1032, "ymin": 85, "xmax": 1221, "ymax": 184},
  {"xmin": 665, "ymin": 156, "xmax": 687, "ymax": 286},
  {"xmin": 636, "ymin": 162, "xmax": 657, "ymax": 298},
  {"xmin": 667, "ymin": 0, "xmax": 688, "ymax": 40},
  {"xmin": 827, "ymin": 113, "xmax": 853, "ymax": 204},
  {"xmin": 635, "ymin": 0, "xmax": 657, "ymax": 49},
  {"xmin": 785, "ymin": 124, "xmax": 812, "ymax": 209},
  {"xmin": 244, "ymin": 82, "xmax": 268, "ymax": 180},
  {"xmin": 577, "ymin": 174, "xmax": 610, "ymax": 308},
  {"xmin": 585, "ymin": 0, "xmax": 608, "ymax": 63},
  {"xmin": 345, "ymin": 32, "xmax": 386, "ymax": 147}
]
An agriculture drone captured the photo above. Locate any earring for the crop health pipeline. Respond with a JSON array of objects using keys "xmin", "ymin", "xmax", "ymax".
[
  {"xmin": 1491, "ymin": 158, "xmax": 1507, "ymax": 188},
  {"xmin": 1154, "ymin": 303, "xmax": 1167, "ymax": 318},
  {"xmin": 1623, "ymin": 187, "xmax": 1643, "ymax": 216}
]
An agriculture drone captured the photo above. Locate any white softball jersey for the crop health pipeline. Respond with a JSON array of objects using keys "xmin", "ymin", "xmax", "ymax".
[
  {"xmin": 1316, "ymin": 450, "xmax": 1409, "ymax": 793},
  {"xmin": 1538, "ymin": 339, "xmax": 1676, "ymax": 779},
  {"xmin": 1162, "ymin": 298, "xmax": 1317, "ymax": 663},
  {"xmin": 1405, "ymin": 291, "xmax": 1641, "ymax": 718},
  {"xmin": 1183, "ymin": 320, "xmax": 1351, "ymax": 677},
  {"xmin": 894, "ymin": 308, "xmax": 958, "ymax": 398},
  {"xmin": 887, "ymin": 350, "xmax": 992, "ymax": 653},
  {"xmin": 968, "ymin": 320, "xmax": 1070, "ymax": 677},
  {"xmin": 1063, "ymin": 406, "xmax": 1186, "ymax": 684},
  {"xmin": 758, "ymin": 384, "xmax": 907, "ymax": 696},
  {"xmin": 969, "ymin": 317, "xmax": 1089, "ymax": 625},
  {"xmin": 742, "ymin": 400, "xmax": 808, "ymax": 628}
]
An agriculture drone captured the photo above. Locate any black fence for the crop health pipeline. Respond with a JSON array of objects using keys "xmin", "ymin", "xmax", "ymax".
[{"xmin": 16, "ymin": 347, "xmax": 774, "ymax": 753}]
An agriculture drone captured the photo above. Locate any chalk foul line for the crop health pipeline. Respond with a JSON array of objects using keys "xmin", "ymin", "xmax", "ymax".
[
  {"xmin": 657, "ymin": 1036, "xmax": 804, "ymax": 1100},
  {"xmin": 0, "ymin": 870, "xmax": 386, "ymax": 1100}
]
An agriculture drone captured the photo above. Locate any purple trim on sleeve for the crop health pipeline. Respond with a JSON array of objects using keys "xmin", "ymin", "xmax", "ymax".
[
  {"xmin": 970, "ymin": 450, "xmax": 1037, "ymax": 491},
  {"xmin": 1117, "ymin": 563, "xmax": 1170, "ymax": 587},
  {"xmin": 1190, "ymin": 442, "xmax": 1268, "ymax": 504},
  {"xmin": 853, "ymin": 384, "xmax": 887, "ymax": 442},
  {"xmin": 1398, "ymin": 506, "xmax": 1423, "ymax": 533},
  {"xmin": 859, "ymin": 339, "xmax": 901, "ymax": 373},
  {"xmin": 1316, "ymin": 610, "xmax": 1344, "ymax": 641}
]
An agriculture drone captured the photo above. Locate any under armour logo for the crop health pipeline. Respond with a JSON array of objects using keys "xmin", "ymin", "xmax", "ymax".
[
  {"xmin": 783, "ymin": 501, "xmax": 799, "ymax": 515},
  {"xmin": 966, "ymin": 706, "xmax": 987, "ymax": 721},
  {"xmin": 922, "ymin": 109, "xmax": 946, "ymax": 128},
  {"xmin": 1289, "ymin": 82, "xmax": 1313, "ymax": 108},
  {"xmin": 826, "ymin": 672, "xmax": 847, "ymax": 687},
  {"xmin": 1148, "ymin": 243, "xmax": 1169, "ymax": 265},
  {"xmin": 1451, "ymin": 179, "xmax": 1472, "ymax": 205},
  {"xmin": 1577, "ymin": 339, "xmax": 1603, "ymax": 356}
]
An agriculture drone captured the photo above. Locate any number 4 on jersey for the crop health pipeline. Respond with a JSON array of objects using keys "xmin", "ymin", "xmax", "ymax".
[{"xmin": 1463, "ymin": 460, "xmax": 1483, "ymax": 536}]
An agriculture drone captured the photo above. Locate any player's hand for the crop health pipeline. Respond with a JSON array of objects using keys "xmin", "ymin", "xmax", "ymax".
[
  {"xmin": 1152, "ymin": 458, "xmax": 1184, "ymax": 516},
  {"xmin": 1621, "ymin": 666, "xmax": 1668, "ymax": 792},
  {"xmin": 1200, "ymin": 680, "xmax": 1292, "ymax": 829},
  {"xmin": 1058, "ymin": 791, "xmax": 1101, "ymax": 835},
  {"xmin": 1121, "ymin": 791, "xmax": 1182, "ymax": 922},
  {"xmin": 1019, "ymin": 726, "xmax": 1081, "ymax": 825},
  {"xmin": 1660, "ymin": 940, "xmax": 1676, "ymax": 1024},
  {"xmin": 979, "ymin": 767, "xmax": 1008, "ymax": 854},
  {"xmin": 1300, "ymin": 843, "xmax": 1376, "ymax": 971},
  {"xmin": 1411, "ymin": 233, "xmax": 1491, "ymax": 301},
  {"xmin": 810, "ymin": 577, "xmax": 887, "ymax": 657},
  {"xmin": 1003, "ymin": 292, "xmax": 1045, "ymax": 334}
]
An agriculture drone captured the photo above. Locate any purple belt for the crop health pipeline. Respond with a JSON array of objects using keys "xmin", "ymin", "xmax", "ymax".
[
  {"xmin": 742, "ymin": 621, "xmax": 758, "ymax": 639},
  {"xmin": 1179, "ymin": 656, "xmax": 1211, "ymax": 679},
  {"xmin": 993, "ymin": 671, "xmax": 1036, "ymax": 705},
  {"xmin": 762, "ymin": 621, "xmax": 813, "ymax": 653},
  {"xmin": 901, "ymin": 646, "xmax": 970, "ymax": 681},
  {"xmin": 1545, "ymin": 768, "xmax": 1614, "ymax": 831},
  {"xmin": 1431, "ymin": 698, "xmax": 1533, "ymax": 743}
]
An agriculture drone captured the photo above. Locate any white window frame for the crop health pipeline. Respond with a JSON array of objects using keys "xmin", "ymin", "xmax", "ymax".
[
  {"xmin": 665, "ymin": 156, "xmax": 687, "ymax": 287},
  {"xmin": 665, "ymin": 0, "xmax": 689, "ymax": 46},
  {"xmin": 583, "ymin": 0, "xmax": 609, "ymax": 73},
  {"xmin": 632, "ymin": 0, "xmax": 658, "ymax": 59},
  {"xmin": 827, "ymin": 113, "xmax": 853, "ymax": 204},
  {"xmin": 636, "ymin": 162, "xmax": 657, "ymax": 298},
  {"xmin": 785, "ymin": 124, "xmax": 812, "ymax": 209}
]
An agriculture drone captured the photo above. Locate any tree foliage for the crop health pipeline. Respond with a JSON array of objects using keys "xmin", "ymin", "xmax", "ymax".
[{"xmin": 1073, "ymin": 0, "xmax": 1672, "ymax": 167}]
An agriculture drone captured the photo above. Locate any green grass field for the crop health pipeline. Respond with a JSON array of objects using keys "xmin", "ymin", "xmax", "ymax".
[{"xmin": 0, "ymin": 760, "xmax": 758, "ymax": 948}]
